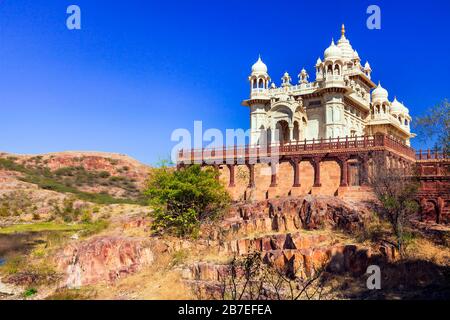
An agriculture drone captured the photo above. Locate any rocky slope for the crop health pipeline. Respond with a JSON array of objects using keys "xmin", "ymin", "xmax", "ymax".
[
  {"xmin": 0, "ymin": 152, "xmax": 151, "ymax": 223},
  {"xmin": 1, "ymin": 152, "xmax": 449, "ymax": 300}
]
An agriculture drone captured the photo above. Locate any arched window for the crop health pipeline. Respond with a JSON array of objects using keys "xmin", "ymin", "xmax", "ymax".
[
  {"xmin": 258, "ymin": 78, "xmax": 264, "ymax": 88},
  {"xmin": 252, "ymin": 79, "xmax": 257, "ymax": 89},
  {"xmin": 327, "ymin": 65, "xmax": 333, "ymax": 75},
  {"xmin": 405, "ymin": 119, "xmax": 408, "ymax": 126},
  {"xmin": 334, "ymin": 64, "xmax": 340, "ymax": 75},
  {"xmin": 293, "ymin": 121, "xmax": 300, "ymax": 141}
]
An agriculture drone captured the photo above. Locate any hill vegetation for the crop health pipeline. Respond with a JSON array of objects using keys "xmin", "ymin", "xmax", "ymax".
[{"xmin": 0, "ymin": 157, "xmax": 145, "ymax": 205}]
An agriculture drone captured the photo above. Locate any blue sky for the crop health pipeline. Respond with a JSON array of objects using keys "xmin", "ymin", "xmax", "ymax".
[{"xmin": 0, "ymin": 0, "xmax": 449, "ymax": 164}]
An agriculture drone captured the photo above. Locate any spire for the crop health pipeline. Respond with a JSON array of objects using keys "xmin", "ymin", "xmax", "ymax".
[{"xmin": 341, "ymin": 24, "xmax": 346, "ymax": 37}]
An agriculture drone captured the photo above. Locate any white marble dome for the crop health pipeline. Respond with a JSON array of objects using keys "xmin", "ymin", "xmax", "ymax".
[
  {"xmin": 391, "ymin": 97, "xmax": 409, "ymax": 115},
  {"xmin": 251, "ymin": 56, "xmax": 268, "ymax": 74},
  {"xmin": 324, "ymin": 40, "xmax": 342, "ymax": 59},
  {"xmin": 391, "ymin": 97, "xmax": 404, "ymax": 113},
  {"xmin": 372, "ymin": 82, "xmax": 389, "ymax": 102}
]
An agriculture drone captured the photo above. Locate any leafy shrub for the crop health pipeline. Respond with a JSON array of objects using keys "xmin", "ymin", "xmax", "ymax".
[
  {"xmin": 23, "ymin": 288, "xmax": 38, "ymax": 298},
  {"xmin": 145, "ymin": 164, "xmax": 230, "ymax": 237},
  {"xmin": 0, "ymin": 256, "xmax": 25, "ymax": 275},
  {"xmin": 0, "ymin": 191, "xmax": 33, "ymax": 217},
  {"xmin": 98, "ymin": 171, "xmax": 110, "ymax": 178},
  {"xmin": 51, "ymin": 197, "xmax": 83, "ymax": 222}
]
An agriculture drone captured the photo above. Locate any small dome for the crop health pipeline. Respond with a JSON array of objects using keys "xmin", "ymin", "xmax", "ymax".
[
  {"xmin": 372, "ymin": 82, "xmax": 389, "ymax": 102},
  {"xmin": 391, "ymin": 97, "xmax": 409, "ymax": 115},
  {"xmin": 390, "ymin": 97, "xmax": 403, "ymax": 113},
  {"xmin": 251, "ymin": 55, "xmax": 268, "ymax": 74},
  {"xmin": 316, "ymin": 57, "xmax": 322, "ymax": 65},
  {"xmin": 324, "ymin": 39, "xmax": 342, "ymax": 59},
  {"xmin": 364, "ymin": 61, "xmax": 371, "ymax": 71}
]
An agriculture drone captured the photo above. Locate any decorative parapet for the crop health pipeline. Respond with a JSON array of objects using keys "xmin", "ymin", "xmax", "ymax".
[{"xmin": 177, "ymin": 134, "xmax": 416, "ymax": 165}]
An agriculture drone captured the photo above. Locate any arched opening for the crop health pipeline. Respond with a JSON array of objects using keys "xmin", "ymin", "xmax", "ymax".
[
  {"xmin": 421, "ymin": 200, "xmax": 438, "ymax": 223},
  {"xmin": 347, "ymin": 159, "xmax": 361, "ymax": 186},
  {"xmin": 327, "ymin": 64, "xmax": 333, "ymax": 75},
  {"xmin": 257, "ymin": 125, "xmax": 267, "ymax": 146},
  {"xmin": 234, "ymin": 164, "xmax": 250, "ymax": 201},
  {"xmin": 276, "ymin": 120, "xmax": 290, "ymax": 144},
  {"xmin": 302, "ymin": 117, "xmax": 307, "ymax": 140},
  {"xmin": 298, "ymin": 160, "xmax": 314, "ymax": 193},
  {"xmin": 319, "ymin": 160, "xmax": 341, "ymax": 195},
  {"xmin": 277, "ymin": 162, "xmax": 294, "ymax": 197},
  {"xmin": 267, "ymin": 127, "xmax": 272, "ymax": 144},
  {"xmin": 258, "ymin": 78, "xmax": 264, "ymax": 88},
  {"xmin": 334, "ymin": 64, "xmax": 340, "ymax": 75},
  {"xmin": 293, "ymin": 121, "xmax": 300, "ymax": 141}
]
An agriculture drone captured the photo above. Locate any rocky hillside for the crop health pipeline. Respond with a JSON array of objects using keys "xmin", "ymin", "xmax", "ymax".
[
  {"xmin": 1, "ymin": 152, "xmax": 449, "ymax": 300},
  {"xmin": 0, "ymin": 151, "xmax": 150, "ymax": 208}
]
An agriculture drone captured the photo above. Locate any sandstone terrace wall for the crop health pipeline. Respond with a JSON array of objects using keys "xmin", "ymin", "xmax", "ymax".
[{"xmin": 218, "ymin": 161, "xmax": 364, "ymax": 202}]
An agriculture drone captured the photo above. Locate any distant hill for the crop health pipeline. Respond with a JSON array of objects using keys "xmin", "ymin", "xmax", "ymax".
[{"xmin": 0, "ymin": 151, "xmax": 151, "ymax": 207}]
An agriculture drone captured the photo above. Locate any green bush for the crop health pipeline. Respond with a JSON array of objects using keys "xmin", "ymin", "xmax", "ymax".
[
  {"xmin": 23, "ymin": 288, "xmax": 38, "ymax": 298},
  {"xmin": 145, "ymin": 164, "xmax": 230, "ymax": 237},
  {"xmin": 0, "ymin": 191, "xmax": 33, "ymax": 217}
]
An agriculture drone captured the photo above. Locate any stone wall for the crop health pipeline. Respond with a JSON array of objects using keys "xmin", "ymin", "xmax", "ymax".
[{"xmin": 219, "ymin": 160, "xmax": 340, "ymax": 201}]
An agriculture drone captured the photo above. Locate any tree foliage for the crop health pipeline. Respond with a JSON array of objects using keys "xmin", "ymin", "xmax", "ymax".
[
  {"xmin": 414, "ymin": 99, "xmax": 450, "ymax": 153},
  {"xmin": 370, "ymin": 154, "xmax": 420, "ymax": 256},
  {"xmin": 145, "ymin": 164, "xmax": 230, "ymax": 237}
]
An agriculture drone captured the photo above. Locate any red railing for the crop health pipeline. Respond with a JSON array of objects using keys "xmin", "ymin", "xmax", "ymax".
[
  {"xmin": 416, "ymin": 149, "xmax": 449, "ymax": 160},
  {"xmin": 177, "ymin": 134, "xmax": 416, "ymax": 163}
]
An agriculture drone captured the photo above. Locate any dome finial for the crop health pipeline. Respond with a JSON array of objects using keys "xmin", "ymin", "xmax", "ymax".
[{"xmin": 341, "ymin": 24, "xmax": 345, "ymax": 36}]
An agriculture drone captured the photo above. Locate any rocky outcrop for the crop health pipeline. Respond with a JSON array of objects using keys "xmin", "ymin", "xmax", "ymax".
[
  {"xmin": 55, "ymin": 236, "xmax": 158, "ymax": 288},
  {"xmin": 183, "ymin": 241, "xmax": 398, "ymax": 283},
  {"xmin": 207, "ymin": 195, "xmax": 371, "ymax": 241}
]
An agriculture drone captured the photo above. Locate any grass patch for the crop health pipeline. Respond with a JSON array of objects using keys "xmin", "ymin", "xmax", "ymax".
[
  {"xmin": 0, "ymin": 222, "xmax": 85, "ymax": 234},
  {"xmin": 171, "ymin": 249, "xmax": 189, "ymax": 266},
  {"xmin": 45, "ymin": 288, "xmax": 97, "ymax": 300},
  {"xmin": 0, "ymin": 256, "xmax": 26, "ymax": 274},
  {"xmin": 0, "ymin": 220, "xmax": 109, "ymax": 235}
]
